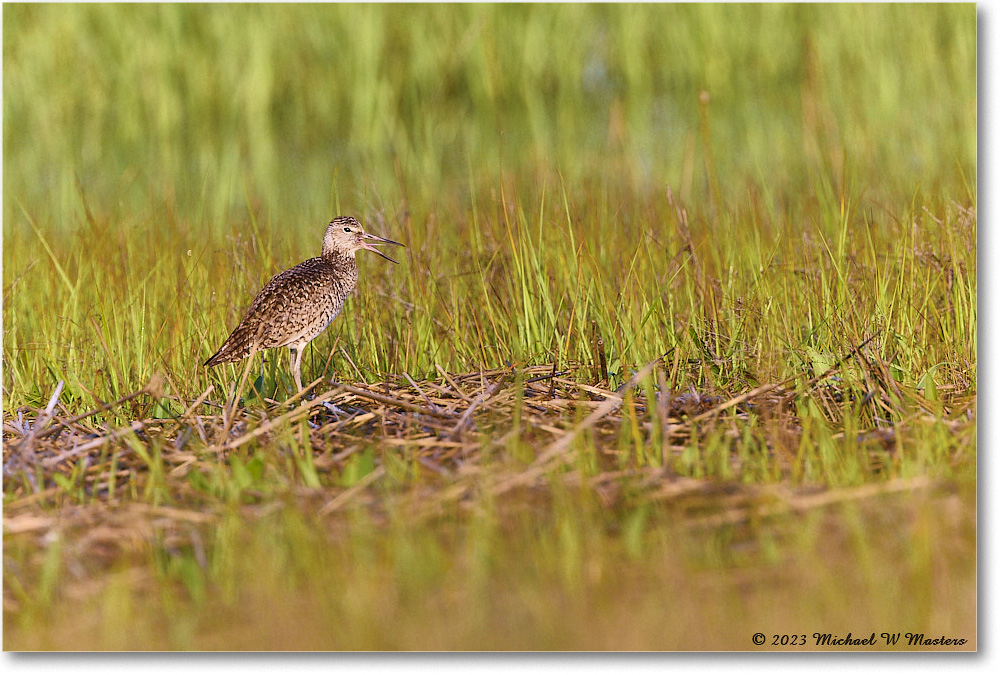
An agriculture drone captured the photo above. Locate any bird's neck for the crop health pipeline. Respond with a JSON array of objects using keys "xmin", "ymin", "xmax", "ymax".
[{"xmin": 321, "ymin": 249, "xmax": 356, "ymax": 268}]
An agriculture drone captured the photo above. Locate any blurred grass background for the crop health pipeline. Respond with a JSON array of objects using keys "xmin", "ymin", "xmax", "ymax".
[{"xmin": 4, "ymin": 3, "xmax": 975, "ymax": 223}]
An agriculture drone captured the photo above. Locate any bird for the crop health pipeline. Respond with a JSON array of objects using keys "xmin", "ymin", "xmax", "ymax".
[{"xmin": 204, "ymin": 216, "xmax": 403, "ymax": 393}]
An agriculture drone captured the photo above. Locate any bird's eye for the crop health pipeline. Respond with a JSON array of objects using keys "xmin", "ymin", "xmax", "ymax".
[{"xmin": 343, "ymin": 227, "xmax": 352, "ymax": 233}]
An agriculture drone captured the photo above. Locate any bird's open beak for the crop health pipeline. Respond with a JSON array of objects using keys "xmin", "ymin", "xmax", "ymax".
[{"xmin": 360, "ymin": 232, "xmax": 404, "ymax": 264}]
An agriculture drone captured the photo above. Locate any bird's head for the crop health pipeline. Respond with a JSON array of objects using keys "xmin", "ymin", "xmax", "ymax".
[{"xmin": 322, "ymin": 216, "xmax": 404, "ymax": 264}]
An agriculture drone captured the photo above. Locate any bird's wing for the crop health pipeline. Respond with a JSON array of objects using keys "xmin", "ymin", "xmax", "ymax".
[
  {"xmin": 205, "ymin": 258, "xmax": 343, "ymax": 365},
  {"xmin": 238, "ymin": 258, "xmax": 343, "ymax": 348}
]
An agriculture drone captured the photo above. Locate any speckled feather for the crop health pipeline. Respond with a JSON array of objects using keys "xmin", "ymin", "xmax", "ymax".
[{"xmin": 203, "ymin": 253, "xmax": 358, "ymax": 367}]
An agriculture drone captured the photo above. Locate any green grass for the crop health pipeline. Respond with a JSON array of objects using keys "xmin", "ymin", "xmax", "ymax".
[{"xmin": 3, "ymin": 3, "xmax": 976, "ymax": 650}]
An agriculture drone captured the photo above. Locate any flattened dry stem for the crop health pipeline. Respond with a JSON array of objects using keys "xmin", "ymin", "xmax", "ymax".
[{"xmin": 2, "ymin": 356, "xmax": 971, "ymax": 521}]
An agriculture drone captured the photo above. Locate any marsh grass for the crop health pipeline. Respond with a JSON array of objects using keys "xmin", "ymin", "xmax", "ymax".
[{"xmin": 3, "ymin": 3, "xmax": 976, "ymax": 650}]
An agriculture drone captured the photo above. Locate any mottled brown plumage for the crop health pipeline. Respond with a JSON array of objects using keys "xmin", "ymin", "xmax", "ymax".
[{"xmin": 205, "ymin": 216, "xmax": 402, "ymax": 391}]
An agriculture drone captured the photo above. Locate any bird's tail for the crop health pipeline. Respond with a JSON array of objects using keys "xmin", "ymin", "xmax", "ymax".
[{"xmin": 204, "ymin": 324, "xmax": 257, "ymax": 367}]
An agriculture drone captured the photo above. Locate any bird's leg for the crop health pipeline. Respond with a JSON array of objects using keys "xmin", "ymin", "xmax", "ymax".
[{"xmin": 289, "ymin": 346, "xmax": 304, "ymax": 393}]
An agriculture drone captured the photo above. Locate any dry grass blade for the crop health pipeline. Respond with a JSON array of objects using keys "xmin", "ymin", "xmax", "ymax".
[
  {"xmin": 489, "ymin": 359, "xmax": 659, "ymax": 496},
  {"xmin": 128, "ymin": 503, "xmax": 219, "ymax": 524},
  {"xmin": 403, "ymin": 371, "xmax": 443, "ymax": 413},
  {"xmin": 317, "ymin": 466, "xmax": 386, "ymax": 515},
  {"xmin": 687, "ymin": 334, "xmax": 881, "ymax": 426},
  {"xmin": 221, "ymin": 385, "xmax": 346, "ymax": 450},
  {"xmin": 16, "ymin": 380, "xmax": 64, "ymax": 448},
  {"xmin": 448, "ymin": 369, "xmax": 513, "ymax": 439},
  {"xmin": 436, "ymin": 363, "xmax": 471, "ymax": 402},
  {"xmin": 40, "ymin": 420, "xmax": 146, "ymax": 468},
  {"xmin": 181, "ymin": 384, "xmax": 215, "ymax": 419},
  {"xmin": 337, "ymin": 382, "xmax": 454, "ymax": 418},
  {"xmin": 534, "ymin": 358, "xmax": 658, "ymax": 465},
  {"xmin": 277, "ymin": 376, "xmax": 326, "ymax": 409},
  {"xmin": 685, "ymin": 378, "xmax": 794, "ymax": 426},
  {"xmin": 683, "ymin": 476, "xmax": 937, "ymax": 530}
]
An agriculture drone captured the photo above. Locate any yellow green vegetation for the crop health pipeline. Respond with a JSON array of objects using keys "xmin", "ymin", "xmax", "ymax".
[{"xmin": 3, "ymin": 4, "xmax": 976, "ymax": 650}]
